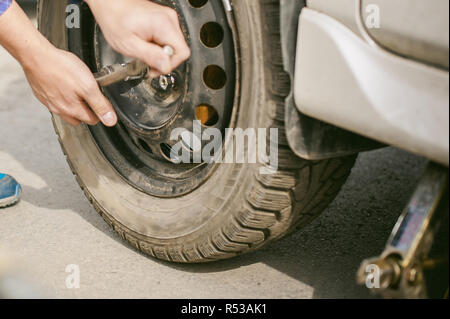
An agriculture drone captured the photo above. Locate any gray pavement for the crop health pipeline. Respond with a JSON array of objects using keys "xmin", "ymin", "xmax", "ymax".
[{"xmin": 0, "ymin": 6, "xmax": 429, "ymax": 299}]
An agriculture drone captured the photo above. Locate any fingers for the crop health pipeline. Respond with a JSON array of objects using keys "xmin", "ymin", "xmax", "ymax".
[
  {"xmin": 35, "ymin": 94, "xmax": 92, "ymax": 127},
  {"xmin": 161, "ymin": 8, "xmax": 191, "ymax": 68},
  {"xmin": 150, "ymin": 18, "xmax": 190, "ymax": 70},
  {"xmin": 81, "ymin": 79, "xmax": 118, "ymax": 127},
  {"xmin": 48, "ymin": 100, "xmax": 99, "ymax": 126},
  {"xmin": 73, "ymin": 101, "xmax": 100, "ymax": 126},
  {"xmin": 148, "ymin": 69, "xmax": 163, "ymax": 79},
  {"xmin": 134, "ymin": 39, "xmax": 173, "ymax": 74},
  {"xmin": 60, "ymin": 115, "xmax": 81, "ymax": 127},
  {"xmin": 170, "ymin": 39, "xmax": 191, "ymax": 70},
  {"xmin": 163, "ymin": 7, "xmax": 182, "ymax": 31},
  {"xmin": 28, "ymin": 47, "xmax": 115, "ymax": 127},
  {"xmin": 138, "ymin": 10, "xmax": 190, "ymax": 72},
  {"xmin": 39, "ymin": 84, "xmax": 110, "ymax": 127}
]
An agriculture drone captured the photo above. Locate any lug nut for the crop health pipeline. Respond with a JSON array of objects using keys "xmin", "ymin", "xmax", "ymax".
[{"xmin": 158, "ymin": 74, "xmax": 175, "ymax": 91}]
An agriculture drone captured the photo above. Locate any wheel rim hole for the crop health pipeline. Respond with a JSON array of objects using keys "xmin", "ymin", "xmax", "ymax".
[
  {"xmin": 203, "ymin": 65, "xmax": 227, "ymax": 90},
  {"xmin": 195, "ymin": 105, "xmax": 219, "ymax": 126},
  {"xmin": 138, "ymin": 139, "xmax": 153, "ymax": 154},
  {"xmin": 160, "ymin": 143, "xmax": 173, "ymax": 161},
  {"xmin": 188, "ymin": 0, "xmax": 208, "ymax": 8},
  {"xmin": 200, "ymin": 22, "xmax": 224, "ymax": 48}
]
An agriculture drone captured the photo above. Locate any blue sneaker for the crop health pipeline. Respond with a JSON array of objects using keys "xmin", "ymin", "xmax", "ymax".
[{"xmin": 0, "ymin": 173, "xmax": 22, "ymax": 208}]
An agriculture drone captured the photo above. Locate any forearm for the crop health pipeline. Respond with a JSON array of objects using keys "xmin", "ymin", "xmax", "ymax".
[{"xmin": 0, "ymin": 0, "xmax": 53, "ymax": 68}]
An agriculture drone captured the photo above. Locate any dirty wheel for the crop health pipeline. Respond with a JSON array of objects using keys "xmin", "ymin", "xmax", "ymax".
[{"xmin": 38, "ymin": 0, "xmax": 357, "ymax": 262}]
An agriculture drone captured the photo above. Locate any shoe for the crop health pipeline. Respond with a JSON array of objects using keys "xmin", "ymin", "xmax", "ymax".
[{"xmin": 0, "ymin": 173, "xmax": 22, "ymax": 208}]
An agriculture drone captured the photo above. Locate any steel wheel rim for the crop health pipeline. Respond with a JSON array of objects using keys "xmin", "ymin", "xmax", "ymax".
[{"xmin": 67, "ymin": 0, "xmax": 238, "ymax": 197}]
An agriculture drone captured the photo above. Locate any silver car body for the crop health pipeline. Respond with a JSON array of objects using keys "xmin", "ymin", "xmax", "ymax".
[{"xmin": 293, "ymin": 0, "xmax": 449, "ymax": 165}]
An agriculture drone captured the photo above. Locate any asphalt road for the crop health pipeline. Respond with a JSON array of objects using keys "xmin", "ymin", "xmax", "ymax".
[{"xmin": 0, "ymin": 6, "xmax": 429, "ymax": 299}]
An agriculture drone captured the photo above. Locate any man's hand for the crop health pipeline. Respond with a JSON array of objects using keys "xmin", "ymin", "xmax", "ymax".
[
  {"xmin": 22, "ymin": 47, "xmax": 116, "ymax": 127},
  {"xmin": 1, "ymin": 1, "xmax": 116, "ymax": 126},
  {"xmin": 85, "ymin": 0, "xmax": 191, "ymax": 78}
]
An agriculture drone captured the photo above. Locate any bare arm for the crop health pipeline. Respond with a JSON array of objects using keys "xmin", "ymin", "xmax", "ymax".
[
  {"xmin": 0, "ymin": 1, "xmax": 116, "ymax": 126},
  {"xmin": 0, "ymin": 0, "xmax": 190, "ymax": 127}
]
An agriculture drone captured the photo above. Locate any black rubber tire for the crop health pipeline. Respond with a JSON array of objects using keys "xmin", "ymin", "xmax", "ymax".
[{"xmin": 38, "ymin": 0, "xmax": 357, "ymax": 263}]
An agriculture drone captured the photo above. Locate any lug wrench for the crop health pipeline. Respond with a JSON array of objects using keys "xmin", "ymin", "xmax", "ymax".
[{"xmin": 94, "ymin": 45, "xmax": 174, "ymax": 87}]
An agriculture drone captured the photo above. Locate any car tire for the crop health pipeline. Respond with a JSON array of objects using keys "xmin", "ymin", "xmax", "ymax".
[{"xmin": 38, "ymin": 0, "xmax": 357, "ymax": 263}]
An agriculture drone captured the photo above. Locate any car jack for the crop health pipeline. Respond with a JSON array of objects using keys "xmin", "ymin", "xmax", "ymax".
[{"xmin": 357, "ymin": 162, "xmax": 448, "ymax": 298}]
